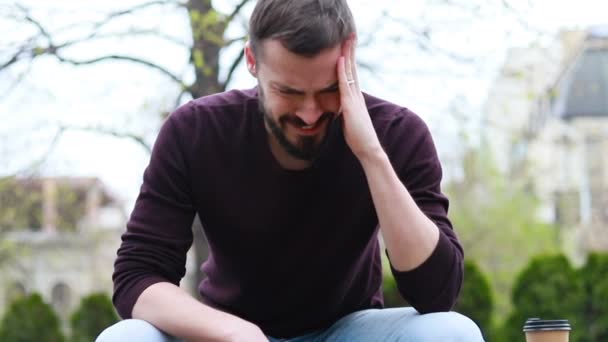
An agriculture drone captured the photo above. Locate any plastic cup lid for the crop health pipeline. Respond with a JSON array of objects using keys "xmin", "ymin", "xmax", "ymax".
[{"xmin": 523, "ymin": 318, "xmax": 571, "ymax": 332}]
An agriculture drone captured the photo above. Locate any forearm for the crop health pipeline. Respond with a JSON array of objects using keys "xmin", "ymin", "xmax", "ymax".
[
  {"xmin": 132, "ymin": 282, "xmax": 258, "ymax": 342},
  {"xmin": 358, "ymin": 148, "xmax": 440, "ymax": 271}
]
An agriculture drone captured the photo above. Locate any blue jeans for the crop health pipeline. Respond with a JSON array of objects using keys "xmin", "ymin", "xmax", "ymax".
[{"xmin": 96, "ymin": 307, "xmax": 484, "ymax": 341}]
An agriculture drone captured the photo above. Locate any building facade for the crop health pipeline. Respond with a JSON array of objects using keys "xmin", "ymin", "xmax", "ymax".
[
  {"xmin": 0, "ymin": 176, "xmax": 201, "ymax": 321},
  {"xmin": 483, "ymin": 27, "xmax": 608, "ymax": 260},
  {"xmin": 0, "ymin": 177, "xmax": 127, "ymax": 319}
]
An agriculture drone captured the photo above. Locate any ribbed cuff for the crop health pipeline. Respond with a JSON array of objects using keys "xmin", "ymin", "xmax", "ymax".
[
  {"xmin": 114, "ymin": 275, "xmax": 169, "ymax": 319},
  {"xmin": 388, "ymin": 232, "xmax": 462, "ymax": 312}
]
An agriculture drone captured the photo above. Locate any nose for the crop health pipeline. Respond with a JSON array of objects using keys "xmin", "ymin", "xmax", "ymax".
[{"xmin": 295, "ymin": 97, "xmax": 323, "ymax": 125}]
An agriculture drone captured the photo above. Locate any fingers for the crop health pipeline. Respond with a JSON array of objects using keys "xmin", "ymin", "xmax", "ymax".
[
  {"xmin": 350, "ymin": 35, "xmax": 359, "ymax": 88},
  {"xmin": 337, "ymin": 35, "xmax": 359, "ymax": 107},
  {"xmin": 336, "ymin": 56, "xmax": 348, "ymax": 115},
  {"xmin": 340, "ymin": 35, "xmax": 358, "ymax": 91},
  {"xmin": 338, "ymin": 56, "xmax": 351, "ymax": 97},
  {"xmin": 344, "ymin": 39, "xmax": 354, "ymax": 83}
]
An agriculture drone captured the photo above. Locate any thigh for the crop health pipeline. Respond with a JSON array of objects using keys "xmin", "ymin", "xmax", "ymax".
[
  {"xmin": 96, "ymin": 319, "xmax": 183, "ymax": 342},
  {"xmin": 316, "ymin": 307, "xmax": 484, "ymax": 342}
]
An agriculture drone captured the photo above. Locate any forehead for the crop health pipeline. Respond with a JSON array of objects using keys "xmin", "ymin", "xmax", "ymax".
[{"xmin": 257, "ymin": 40, "xmax": 341, "ymax": 89}]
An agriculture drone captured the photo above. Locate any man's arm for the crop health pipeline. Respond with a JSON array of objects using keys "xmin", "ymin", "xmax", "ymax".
[
  {"xmin": 337, "ymin": 37, "xmax": 463, "ymax": 312},
  {"xmin": 358, "ymin": 150, "xmax": 440, "ymax": 271},
  {"xmin": 358, "ymin": 141, "xmax": 463, "ymax": 313},
  {"xmin": 132, "ymin": 282, "xmax": 266, "ymax": 342},
  {"xmin": 112, "ymin": 107, "xmax": 266, "ymax": 341}
]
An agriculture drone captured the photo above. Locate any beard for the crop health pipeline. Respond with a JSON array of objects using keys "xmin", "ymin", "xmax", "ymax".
[{"xmin": 258, "ymin": 86, "xmax": 336, "ymax": 161}]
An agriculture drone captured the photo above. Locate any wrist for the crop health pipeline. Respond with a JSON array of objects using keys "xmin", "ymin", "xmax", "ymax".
[
  {"xmin": 355, "ymin": 144, "xmax": 388, "ymax": 167},
  {"xmin": 222, "ymin": 319, "xmax": 264, "ymax": 342},
  {"xmin": 218, "ymin": 317, "xmax": 249, "ymax": 340}
]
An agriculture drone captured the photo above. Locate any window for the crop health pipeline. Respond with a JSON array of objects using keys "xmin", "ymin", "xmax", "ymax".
[
  {"xmin": 5, "ymin": 282, "xmax": 26, "ymax": 302},
  {"xmin": 51, "ymin": 282, "xmax": 71, "ymax": 318},
  {"xmin": 554, "ymin": 190, "xmax": 581, "ymax": 226}
]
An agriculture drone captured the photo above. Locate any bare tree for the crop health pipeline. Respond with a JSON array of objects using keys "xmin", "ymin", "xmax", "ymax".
[
  {"xmin": 0, "ymin": 0, "xmax": 548, "ymax": 292},
  {"xmin": 1, "ymin": 0, "xmax": 253, "ymax": 291}
]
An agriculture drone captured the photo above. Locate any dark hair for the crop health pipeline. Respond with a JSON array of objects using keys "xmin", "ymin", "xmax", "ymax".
[{"xmin": 249, "ymin": 0, "xmax": 356, "ymax": 58}]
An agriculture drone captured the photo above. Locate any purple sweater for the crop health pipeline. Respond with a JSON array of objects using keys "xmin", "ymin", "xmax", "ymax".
[{"xmin": 112, "ymin": 88, "xmax": 463, "ymax": 338}]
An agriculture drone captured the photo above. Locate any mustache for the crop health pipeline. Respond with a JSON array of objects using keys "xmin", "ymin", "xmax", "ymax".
[{"xmin": 279, "ymin": 112, "xmax": 335, "ymax": 127}]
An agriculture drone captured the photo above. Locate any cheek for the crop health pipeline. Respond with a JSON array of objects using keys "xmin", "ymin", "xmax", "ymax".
[
  {"xmin": 267, "ymin": 95, "xmax": 297, "ymax": 117},
  {"xmin": 262, "ymin": 94, "xmax": 283, "ymax": 114}
]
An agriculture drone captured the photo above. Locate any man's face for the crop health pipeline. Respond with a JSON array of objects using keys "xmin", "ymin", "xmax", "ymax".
[{"xmin": 248, "ymin": 40, "xmax": 342, "ymax": 161}]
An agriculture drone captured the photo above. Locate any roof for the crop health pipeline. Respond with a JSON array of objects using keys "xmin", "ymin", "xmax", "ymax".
[{"xmin": 553, "ymin": 28, "xmax": 608, "ymax": 120}]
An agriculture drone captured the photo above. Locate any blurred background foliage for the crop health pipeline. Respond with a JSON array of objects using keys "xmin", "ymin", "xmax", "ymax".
[
  {"xmin": 69, "ymin": 293, "xmax": 120, "ymax": 342},
  {"xmin": 0, "ymin": 292, "xmax": 118, "ymax": 342},
  {"xmin": 445, "ymin": 146, "xmax": 560, "ymax": 316},
  {"xmin": 1, "ymin": 0, "xmax": 607, "ymax": 340},
  {"xmin": 384, "ymin": 252, "xmax": 608, "ymax": 341},
  {"xmin": 0, "ymin": 293, "xmax": 65, "ymax": 342}
]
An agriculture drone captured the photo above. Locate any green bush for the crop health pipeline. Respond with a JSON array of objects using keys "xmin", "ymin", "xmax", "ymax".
[
  {"xmin": 70, "ymin": 293, "xmax": 119, "ymax": 342},
  {"xmin": 0, "ymin": 293, "xmax": 65, "ymax": 342},
  {"xmin": 580, "ymin": 253, "xmax": 608, "ymax": 341},
  {"xmin": 454, "ymin": 260, "xmax": 494, "ymax": 339},
  {"xmin": 500, "ymin": 254, "xmax": 585, "ymax": 342},
  {"xmin": 382, "ymin": 271, "xmax": 409, "ymax": 308}
]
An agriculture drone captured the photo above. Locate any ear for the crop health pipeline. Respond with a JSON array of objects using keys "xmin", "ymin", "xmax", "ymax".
[{"xmin": 244, "ymin": 41, "xmax": 257, "ymax": 77}]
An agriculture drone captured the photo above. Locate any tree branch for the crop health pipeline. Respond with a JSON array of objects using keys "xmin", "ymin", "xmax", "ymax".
[
  {"xmin": 59, "ymin": 125, "xmax": 152, "ymax": 153},
  {"xmin": 222, "ymin": 45, "xmax": 245, "ymax": 88},
  {"xmin": 226, "ymin": 0, "xmax": 251, "ymax": 26},
  {"xmin": 2, "ymin": 43, "xmax": 187, "ymax": 90},
  {"xmin": 20, "ymin": 1, "xmax": 188, "ymax": 50},
  {"xmin": 18, "ymin": 126, "xmax": 66, "ymax": 176},
  {"xmin": 16, "ymin": 4, "xmax": 52, "ymax": 43},
  {"xmin": 499, "ymin": 0, "xmax": 554, "ymax": 37},
  {"xmin": 0, "ymin": 61, "xmax": 34, "ymax": 101},
  {"xmin": 174, "ymin": 89, "xmax": 188, "ymax": 109},
  {"xmin": 52, "ymin": 53, "xmax": 184, "ymax": 86},
  {"xmin": 91, "ymin": 0, "xmax": 184, "ymax": 32},
  {"xmin": 383, "ymin": 13, "xmax": 476, "ymax": 64},
  {"xmin": 0, "ymin": 6, "xmax": 52, "ymax": 72},
  {"xmin": 224, "ymin": 35, "xmax": 247, "ymax": 47},
  {"xmin": 0, "ymin": 47, "xmax": 27, "ymax": 71},
  {"xmin": 15, "ymin": 124, "xmax": 152, "ymax": 177},
  {"xmin": 55, "ymin": 28, "xmax": 190, "ymax": 51}
]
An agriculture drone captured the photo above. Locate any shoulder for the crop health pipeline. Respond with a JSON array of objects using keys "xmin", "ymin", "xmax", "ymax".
[
  {"xmin": 165, "ymin": 88, "xmax": 258, "ymax": 134},
  {"xmin": 363, "ymin": 92, "xmax": 438, "ymax": 168},
  {"xmin": 170, "ymin": 88, "xmax": 257, "ymax": 121},
  {"xmin": 363, "ymin": 92, "xmax": 430, "ymax": 138},
  {"xmin": 154, "ymin": 88, "xmax": 258, "ymax": 153},
  {"xmin": 190, "ymin": 87, "xmax": 258, "ymax": 109}
]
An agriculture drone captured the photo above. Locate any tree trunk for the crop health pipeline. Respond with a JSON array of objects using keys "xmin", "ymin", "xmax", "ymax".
[
  {"xmin": 190, "ymin": 214, "xmax": 209, "ymax": 298},
  {"xmin": 187, "ymin": 0, "xmax": 226, "ymax": 99},
  {"xmin": 186, "ymin": 0, "xmax": 227, "ymax": 290}
]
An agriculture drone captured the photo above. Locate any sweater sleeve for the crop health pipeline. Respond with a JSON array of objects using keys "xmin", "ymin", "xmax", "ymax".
[
  {"xmin": 388, "ymin": 113, "xmax": 464, "ymax": 313},
  {"xmin": 112, "ymin": 108, "xmax": 197, "ymax": 319}
]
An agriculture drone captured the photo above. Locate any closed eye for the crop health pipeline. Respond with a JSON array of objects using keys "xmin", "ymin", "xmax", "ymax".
[
  {"xmin": 319, "ymin": 82, "xmax": 340, "ymax": 94},
  {"xmin": 279, "ymin": 88, "xmax": 303, "ymax": 95},
  {"xmin": 320, "ymin": 85, "xmax": 339, "ymax": 93}
]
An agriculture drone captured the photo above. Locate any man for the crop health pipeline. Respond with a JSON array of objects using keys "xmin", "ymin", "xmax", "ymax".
[{"xmin": 98, "ymin": 0, "xmax": 483, "ymax": 341}]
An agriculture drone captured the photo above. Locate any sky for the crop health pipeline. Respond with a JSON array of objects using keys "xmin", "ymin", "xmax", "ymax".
[{"xmin": 1, "ymin": 0, "xmax": 607, "ymax": 211}]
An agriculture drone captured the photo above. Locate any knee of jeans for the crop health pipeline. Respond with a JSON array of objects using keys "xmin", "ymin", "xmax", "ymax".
[
  {"xmin": 95, "ymin": 319, "xmax": 172, "ymax": 342},
  {"xmin": 406, "ymin": 312, "xmax": 484, "ymax": 342},
  {"xmin": 443, "ymin": 312, "xmax": 485, "ymax": 341}
]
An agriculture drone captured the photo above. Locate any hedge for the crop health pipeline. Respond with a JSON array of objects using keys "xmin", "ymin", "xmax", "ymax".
[
  {"xmin": 70, "ymin": 292, "xmax": 119, "ymax": 342},
  {"xmin": 0, "ymin": 293, "xmax": 65, "ymax": 342},
  {"xmin": 382, "ymin": 271, "xmax": 409, "ymax": 308},
  {"xmin": 500, "ymin": 254, "xmax": 585, "ymax": 342},
  {"xmin": 580, "ymin": 253, "xmax": 608, "ymax": 341},
  {"xmin": 454, "ymin": 260, "xmax": 494, "ymax": 339}
]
